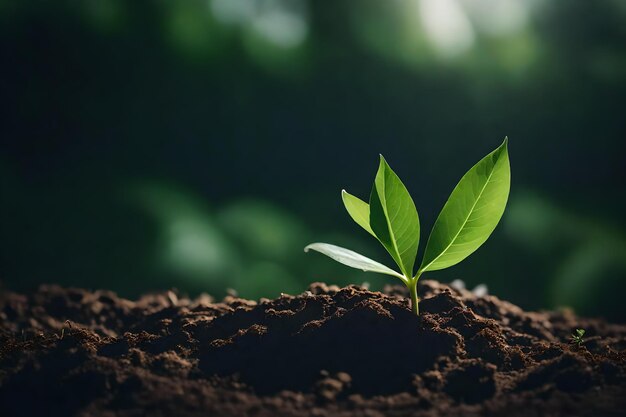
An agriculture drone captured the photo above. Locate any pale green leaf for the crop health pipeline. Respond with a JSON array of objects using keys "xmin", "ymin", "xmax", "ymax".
[
  {"xmin": 369, "ymin": 156, "xmax": 420, "ymax": 277},
  {"xmin": 419, "ymin": 138, "xmax": 510, "ymax": 273},
  {"xmin": 341, "ymin": 190, "xmax": 375, "ymax": 237},
  {"xmin": 304, "ymin": 243, "xmax": 406, "ymax": 282}
]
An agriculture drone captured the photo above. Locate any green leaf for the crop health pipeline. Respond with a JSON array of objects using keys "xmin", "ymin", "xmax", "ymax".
[
  {"xmin": 369, "ymin": 155, "xmax": 420, "ymax": 277},
  {"xmin": 304, "ymin": 243, "xmax": 406, "ymax": 282},
  {"xmin": 341, "ymin": 190, "xmax": 375, "ymax": 237},
  {"xmin": 419, "ymin": 139, "xmax": 510, "ymax": 273}
]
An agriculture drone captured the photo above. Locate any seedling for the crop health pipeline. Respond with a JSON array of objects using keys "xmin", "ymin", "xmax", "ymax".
[
  {"xmin": 570, "ymin": 329, "xmax": 585, "ymax": 347},
  {"xmin": 56, "ymin": 320, "xmax": 72, "ymax": 340},
  {"xmin": 305, "ymin": 139, "xmax": 510, "ymax": 315}
]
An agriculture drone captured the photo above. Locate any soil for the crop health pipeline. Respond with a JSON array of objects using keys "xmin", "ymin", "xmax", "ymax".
[{"xmin": 1, "ymin": 281, "xmax": 625, "ymax": 417}]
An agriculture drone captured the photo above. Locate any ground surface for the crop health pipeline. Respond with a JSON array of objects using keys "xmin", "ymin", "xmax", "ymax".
[{"xmin": 0, "ymin": 281, "xmax": 625, "ymax": 417}]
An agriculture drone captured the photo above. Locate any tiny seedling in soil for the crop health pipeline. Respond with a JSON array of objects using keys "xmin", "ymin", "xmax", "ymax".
[
  {"xmin": 56, "ymin": 320, "xmax": 72, "ymax": 340},
  {"xmin": 305, "ymin": 139, "xmax": 510, "ymax": 315},
  {"xmin": 570, "ymin": 329, "xmax": 586, "ymax": 347}
]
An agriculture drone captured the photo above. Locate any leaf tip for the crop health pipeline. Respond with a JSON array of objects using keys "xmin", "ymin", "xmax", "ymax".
[
  {"xmin": 341, "ymin": 189, "xmax": 350, "ymax": 205},
  {"xmin": 494, "ymin": 137, "xmax": 509, "ymax": 159},
  {"xmin": 377, "ymin": 154, "xmax": 392, "ymax": 173}
]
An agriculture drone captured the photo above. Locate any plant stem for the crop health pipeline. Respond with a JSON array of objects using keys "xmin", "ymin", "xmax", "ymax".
[{"xmin": 409, "ymin": 279, "xmax": 419, "ymax": 315}]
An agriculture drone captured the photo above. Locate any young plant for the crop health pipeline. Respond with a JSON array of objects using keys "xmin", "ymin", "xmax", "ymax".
[
  {"xmin": 570, "ymin": 329, "xmax": 586, "ymax": 347},
  {"xmin": 305, "ymin": 139, "xmax": 510, "ymax": 315}
]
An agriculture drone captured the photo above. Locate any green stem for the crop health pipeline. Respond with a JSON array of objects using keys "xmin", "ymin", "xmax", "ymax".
[{"xmin": 409, "ymin": 279, "xmax": 419, "ymax": 315}]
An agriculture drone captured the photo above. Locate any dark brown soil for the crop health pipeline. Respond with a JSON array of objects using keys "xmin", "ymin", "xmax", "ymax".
[{"xmin": 1, "ymin": 281, "xmax": 625, "ymax": 417}]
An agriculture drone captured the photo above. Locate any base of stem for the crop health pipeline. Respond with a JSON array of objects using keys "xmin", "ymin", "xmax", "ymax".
[{"xmin": 409, "ymin": 280, "xmax": 419, "ymax": 315}]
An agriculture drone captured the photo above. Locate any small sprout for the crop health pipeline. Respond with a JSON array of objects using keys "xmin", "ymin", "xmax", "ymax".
[
  {"xmin": 305, "ymin": 139, "xmax": 511, "ymax": 315},
  {"xmin": 57, "ymin": 320, "xmax": 72, "ymax": 340},
  {"xmin": 570, "ymin": 329, "xmax": 586, "ymax": 347}
]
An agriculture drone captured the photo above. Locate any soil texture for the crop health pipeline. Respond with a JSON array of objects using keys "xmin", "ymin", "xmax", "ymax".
[{"xmin": 1, "ymin": 280, "xmax": 625, "ymax": 417}]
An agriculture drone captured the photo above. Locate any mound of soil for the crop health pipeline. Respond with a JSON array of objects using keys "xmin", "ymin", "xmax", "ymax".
[{"xmin": 1, "ymin": 281, "xmax": 625, "ymax": 417}]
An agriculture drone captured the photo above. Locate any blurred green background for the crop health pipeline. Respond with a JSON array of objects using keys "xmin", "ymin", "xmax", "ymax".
[{"xmin": 1, "ymin": 0, "xmax": 625, "ymax": 321}]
